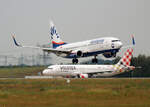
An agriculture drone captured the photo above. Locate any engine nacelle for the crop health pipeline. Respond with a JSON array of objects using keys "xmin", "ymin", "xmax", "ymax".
[
  {"xmin": 79, "ymin": 74, "xmax": 88, "ymax": 78},
  {"xmin": 103, "ymin": 52, "xmax": 116, "ymax": 58},
  {"xmin": 77, "ymin": 50, "xmax": 83, "ymax": 57}
]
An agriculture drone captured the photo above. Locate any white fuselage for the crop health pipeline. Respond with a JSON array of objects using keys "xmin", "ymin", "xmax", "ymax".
[
  {"xmin": 42, "ymin": 64, "xmax": 123, "ymax": 77},
  {"xmin": 55, "ymin": 37, "xmax": 122, "ymax": 58},
  {"xmin": 42, "ymin": 47, "xmax": 135, "ymax": 78}
]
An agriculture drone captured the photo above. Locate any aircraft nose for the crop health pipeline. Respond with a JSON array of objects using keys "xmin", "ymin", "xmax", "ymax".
[
  {"xmin": 118, "ymin": 42, "xmax": 123, "ymax": 48},
  {"xmin": 42, "ymin": 69, "xmax": 48, "ymax": 75}
]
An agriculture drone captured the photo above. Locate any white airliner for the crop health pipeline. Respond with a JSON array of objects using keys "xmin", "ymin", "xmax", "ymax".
[
  {"xmin": 12, "ymin": 21, "xmax": 123, "ymax": 63},
  {"xmin": 42, "ymin": 48, "xmax": 135, "ymax": 78}
]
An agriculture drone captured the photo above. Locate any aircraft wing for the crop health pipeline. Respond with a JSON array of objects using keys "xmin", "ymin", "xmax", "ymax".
[
  {"xmin": 86, "ymin": 70, "xmax": 113, "ymax": 75},
  {"xmin": 12, "ymin": 35, "xmax": 72, "ymax": 54},
  {"xmin": 42, "ymin": 48, "xmax": 72, "ymax": 54},
  {"xmin": 74, "ymin": 69, "xmax": 113, "ymax": 75}
]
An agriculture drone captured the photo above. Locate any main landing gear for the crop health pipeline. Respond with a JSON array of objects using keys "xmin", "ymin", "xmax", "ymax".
[
  {"xmin": 72, "ymin": 58, "xmax": 78, "ymax": 64},
  {"xmin": 92, "ymin": 55, "xmax": 98, "ymax": 63},
  {"xmin": 72, "ymin": 55, "xmax": 98, "ymax": 64}
]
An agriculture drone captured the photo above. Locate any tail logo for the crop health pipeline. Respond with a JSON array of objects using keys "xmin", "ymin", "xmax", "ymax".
[
  {"xmin": 50, "ymin": 26, "xmax": 60, "ymax": 39},
  {"xmin": 121, "ymin": 48, "xmax": 133, "ymax": 66},
  {"xmin": 113, "ymin": 48, "xmax": 133, "ymax": 72},
  {"xmin": 49, "ymin": 21, "xmax": 67, "ymax": 48},
  {"xmin": 132, "ymin": 35, "xmax": 135, "ymax": 45}
]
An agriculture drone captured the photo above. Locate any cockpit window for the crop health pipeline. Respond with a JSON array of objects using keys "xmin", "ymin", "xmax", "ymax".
[{"xmin": 112, "ymin": 40, "xmax": 121, "ymax": 42}]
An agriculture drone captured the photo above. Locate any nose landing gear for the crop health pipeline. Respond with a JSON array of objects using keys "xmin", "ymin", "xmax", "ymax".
[{"xmin": 92, "ymin": 55, "xmax": 98, "ymax": 63}]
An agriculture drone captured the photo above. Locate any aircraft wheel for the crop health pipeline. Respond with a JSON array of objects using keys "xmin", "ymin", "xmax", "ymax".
[
  {"xmin": 95, "ymin": 58, "xmax": 98, "ymax": 63},
  {"xmin": 112, "ymin": 53, "xmax": 116, "ymax": 57},
  {"xmin": 72, "ymin": 58, "xmax": 78, "ymax": 64},
  {"xmin": 92, "ymin": 59, "xmax": 95, "ymax": 63},
  {"xmin": 92, "ymin": 58, "xmax": 98, "ymax": 63},
  {"xmin": 74, "ymin": 58, "xmax": 78, "ymax": 63},
  {"xmin": 72, "ymin": 59, "xmax": 75, "ymax": 63}
]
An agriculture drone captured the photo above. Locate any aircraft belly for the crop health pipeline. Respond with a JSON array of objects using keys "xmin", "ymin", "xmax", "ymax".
[{"xmin": 81, "ymin": 68, "xmax": 99, "ymax": 74}]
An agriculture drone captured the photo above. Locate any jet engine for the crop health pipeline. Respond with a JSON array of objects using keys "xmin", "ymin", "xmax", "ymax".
[
  {"xmin": 77, "ymin": 50, "xmax": 83, "ymax": 57},
  {"xmin": 103, "ymin": 52, "xmax": 116, "ymax": 58}
]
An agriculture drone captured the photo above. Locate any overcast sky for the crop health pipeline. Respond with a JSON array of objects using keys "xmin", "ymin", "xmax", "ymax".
[{"xmin": 0, "ymin": 0, "xmax": 150, "ymax": 57}]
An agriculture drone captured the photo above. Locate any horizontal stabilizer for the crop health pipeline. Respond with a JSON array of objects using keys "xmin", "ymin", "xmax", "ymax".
[{"xmin": 11, "ymin": 34, "xmax": 72, "ymax": 55}]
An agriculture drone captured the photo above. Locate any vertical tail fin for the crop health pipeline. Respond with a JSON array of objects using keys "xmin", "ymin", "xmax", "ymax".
[
  {"xmin": 113, "ymin": 48, "xmax": 134, "ymax": 72},
  {"xmin": 117, "ymin": 48, "xmax": 133, "ymax": 67},
  {"xmin": 131, "ymin": 35, "xmax": 135, "ymax": 45},
  {"xmin": 50, "ymin": 21, "xmax": 66, "ymax": 48}
]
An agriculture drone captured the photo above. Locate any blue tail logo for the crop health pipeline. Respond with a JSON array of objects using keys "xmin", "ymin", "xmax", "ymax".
[
  {"xmin": 50, "ymin": 26, "xmax": 60, "ymax": 39},
  {"xmin": 50, "ymin": 21, "xmax": 67, "ymax": 48},
  {"xmin": 132, "ymin": 35, "xmax": 135, "ymax": 45}
]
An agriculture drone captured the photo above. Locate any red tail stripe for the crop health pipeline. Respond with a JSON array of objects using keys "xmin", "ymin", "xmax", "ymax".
[{"xmin": 52, "ymin": 41, "xmax": 65, "ymax": 44}]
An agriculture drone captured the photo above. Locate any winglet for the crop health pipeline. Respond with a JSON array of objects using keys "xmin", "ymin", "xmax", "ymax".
[
  {"xmin": 12, "ymin": 34, "xmax": 21, "ymax": 47},
  {"xmin": 131, "ymin": 34, "xmax": 135, "ymax": 45}
]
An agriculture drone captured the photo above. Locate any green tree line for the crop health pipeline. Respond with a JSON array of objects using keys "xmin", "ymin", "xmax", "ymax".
[{"xmin": 131, "ymin": 55, "xmax": 150, "ymax": 77}]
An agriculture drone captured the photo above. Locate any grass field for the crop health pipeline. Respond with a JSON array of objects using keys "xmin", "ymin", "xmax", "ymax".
[
  {"xmin": 0, "ymin": 67, "xmax": 150, "ymax": 107},
  {"xmin": 0, "ymin": 79, "xmax": 150, "ymax": 107},
  {"xmin": 0, "ymin": 66, "xmax": 45, "ymax": 78}
]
